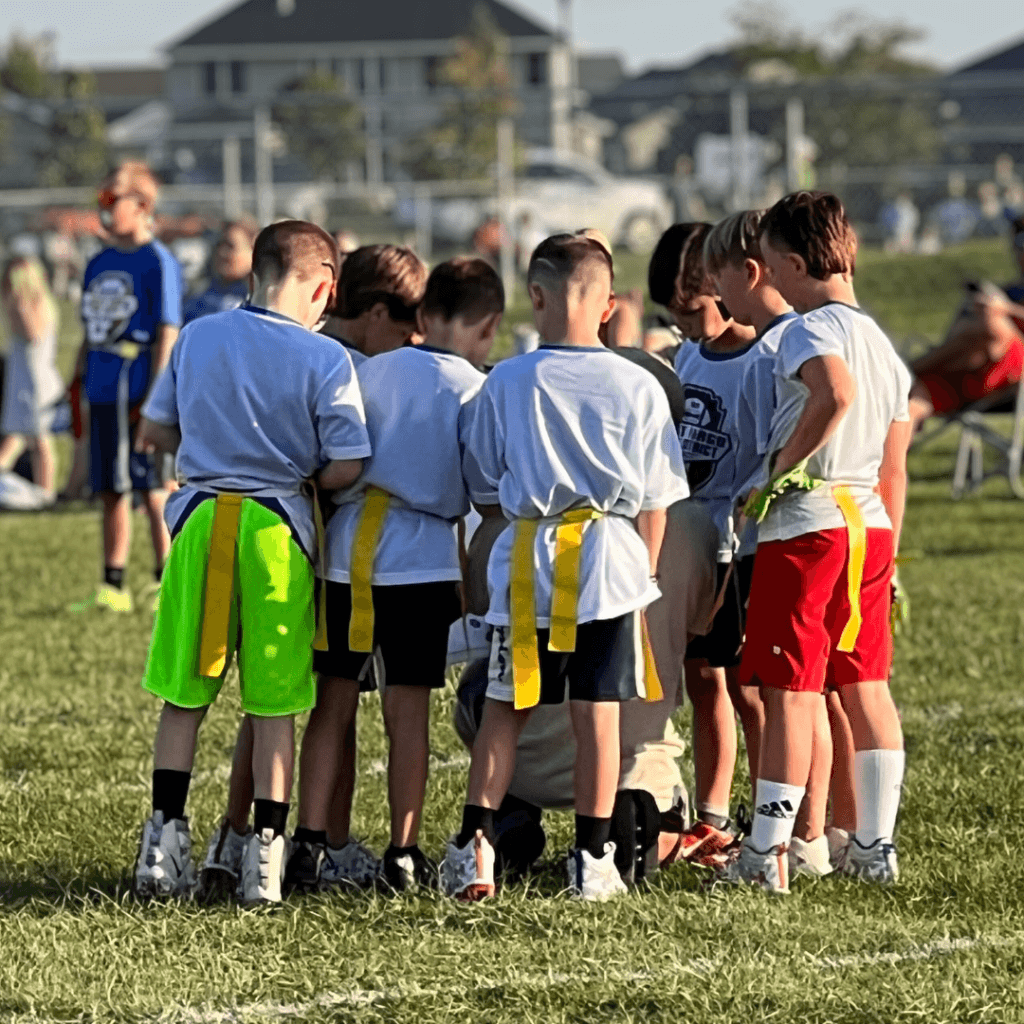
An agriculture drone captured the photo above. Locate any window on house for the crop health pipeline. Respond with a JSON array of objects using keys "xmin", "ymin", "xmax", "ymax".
[
  {"xmin": 230, "ymin": 61, "xmax": 246, "ymax": 94},
  {"xmin": 527, "ymin": 52, "xmax": 547, "ymax": 86},
  {"xmin": 424, "ymin": 56, "xmax": 440, "ymax": 90},
  {"xmin": 378, "ymin": 59, "xmax": 387, "ymax": 92},
  {"xmin": 203, "ymin": 61, "xmax": 217, "ymax": 95},
  {"xmin": 356, "ymin": 58, "xmax": 366, "ymax": 93}
]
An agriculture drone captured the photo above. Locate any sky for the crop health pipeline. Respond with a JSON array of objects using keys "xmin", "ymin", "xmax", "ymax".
[{"xmin": 0, "ymin": 0, "xmax": 1019, "ymax": 73}]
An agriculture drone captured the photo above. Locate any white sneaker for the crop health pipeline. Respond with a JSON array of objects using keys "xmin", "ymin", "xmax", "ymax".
[
  {"xmin": 321, "ymin": 839, "xmax": 381, "ymax": 889},
  {"xmin": 133, "ymin": 811, "xmax": 197, "ymax": 898},
  {"xmin": 842, "ymin": 837, "xmax": 899, "ymax": 884},
  {"xmin": 197, "ymin": 817, "xmax": 250, "ymax": 901},
  {"xmin": 825, "ymin": 826, "xmax": 850, "ymax": 871},
  {"xmin": 440, "ymin": 830, "xmax": 495, "ymax": 901},
  {"xmin": 567, "ymin": 843, "xmax": 628, "ymax": 902},
  {"xmin": 788, "ymin": 835, "xmax": 833, "ymax": 878},
  {"xmin": 718, "ymin": 838, "xmax": 790, "ymax": 894},
  {"xmin": 240, "ymin": 828, "xmax": 289, "ymax": 904}
]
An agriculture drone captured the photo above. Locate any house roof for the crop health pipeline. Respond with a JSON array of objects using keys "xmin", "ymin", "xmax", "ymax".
[
  {"xmin": 169, "ymin": 0, "xmax": 555, "ymax": 49},
  {"xmin": 954, "ymin": 35, "xmax": 1024, "ymax": 74}
]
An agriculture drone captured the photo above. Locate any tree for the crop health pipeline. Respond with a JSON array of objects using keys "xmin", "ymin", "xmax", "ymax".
[
  {"xmin": 0, "ymin": 35, "xmax": 110, "ymax": 186},
  {"xmin": 273, "ymin": 71, "xmax": 364, "ymax": 180},
  {"xmin": 405, "ymin": 4, "xmax": 520, "ymax": 180}
]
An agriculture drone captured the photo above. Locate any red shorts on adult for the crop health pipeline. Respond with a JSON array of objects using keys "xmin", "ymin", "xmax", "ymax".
[
  {"xmin": 916, "ymin": 337, "xmax": 1024, "ymax": 415},
  {"xmin": 740, "ymin": 527, "xmax": 894, "ymax": 693}
]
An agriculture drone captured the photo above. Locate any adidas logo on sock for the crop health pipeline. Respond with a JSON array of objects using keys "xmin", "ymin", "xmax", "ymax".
[{"xmin": 755, "ymin": 799, "xmax": 794, "ymax": 820}]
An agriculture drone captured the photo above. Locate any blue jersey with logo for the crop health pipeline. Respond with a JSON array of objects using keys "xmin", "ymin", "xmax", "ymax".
[
  {"xmin": 182, "ymin": 278, "xmax": 248, "ymax": 325},
  {"xmin": 81, "ymin": 240, "xmax": 183, "ymax": 405}
]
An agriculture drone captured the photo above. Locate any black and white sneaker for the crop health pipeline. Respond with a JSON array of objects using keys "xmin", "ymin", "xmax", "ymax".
[
  {"xmin": 381, "ymin": 845, "xmax": 438, "ymax": 893},
  {"xmin": 283, "ymin": 838, "xmax": 325, "ymax": 894}
]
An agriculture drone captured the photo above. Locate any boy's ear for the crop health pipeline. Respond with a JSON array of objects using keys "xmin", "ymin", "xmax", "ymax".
[
  {"xmin": 600, "ymin": 291, "xmax": 617, "ymax": 324},
  {"xmin": 788, "ymin": 251, "xmax": 809, "ymax": 277},
  {"xmin": 527, "ymin": 282, "xmax": 544, "ymax": 311},
  {"xmin": 745, "ymin": 258, "xmax": 762, "ymax": 287},
  {"xmin": 415, "ymin": 306, "xmax": 427, "ymax": 335},
  {"xmin": 478, "ymin": 311, "xmax": 502, "ymax": 341}
]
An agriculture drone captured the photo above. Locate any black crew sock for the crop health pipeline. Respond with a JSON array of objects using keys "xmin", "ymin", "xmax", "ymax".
[
  {"xmin": 292, "ymin": 826, "xmax": 327, "ymax": 847},
  {"xmin": 104, "ymin": 566, "xmax": 125, "ymax": 589},
  {"xmin": 254, "ymin": 799, "xmax": 290, "ymax": 838},
  {"xmin": 154, "ymin": 564, "xmax": 163, "ymax": 584},
  {"xmin": 457, "ymin": 804, "xmax": 495, "ymax": 847},
  {"xmin": 152, "ymin": 769, "xmax": 191, "ymax": 821},
  {"xmin": 575, "ymin": 814, "xmax": 611, "ymax": 859}
]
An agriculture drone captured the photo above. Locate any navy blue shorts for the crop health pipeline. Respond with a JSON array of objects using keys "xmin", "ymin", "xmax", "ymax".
[{"xmin": 89, "ymin": 404, "xmax": 164, "ymax": 494}]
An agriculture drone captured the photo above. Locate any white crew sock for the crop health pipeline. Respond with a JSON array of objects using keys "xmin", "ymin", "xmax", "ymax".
[
  {"xmin": 854, "ymin": 749, "xmax": 905, "ymax": 847},
  {"xmin": 749, "ymin": 779, "xmax": 805, "ymax": 852}
]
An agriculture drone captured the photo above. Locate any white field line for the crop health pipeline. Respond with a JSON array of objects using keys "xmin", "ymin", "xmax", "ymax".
[{"xmin": 137, "ymin": 931, "xmax": 1021, "ymax": 1024}]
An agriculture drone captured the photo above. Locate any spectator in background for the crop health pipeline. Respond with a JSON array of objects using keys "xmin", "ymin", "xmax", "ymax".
[
  {"xmin": 182, "ymin": 218, "xmax": 258, "ymax": 325},
  {"xmin": 0, "ymin": 257, "xmax": 64, "ymax": 496}
]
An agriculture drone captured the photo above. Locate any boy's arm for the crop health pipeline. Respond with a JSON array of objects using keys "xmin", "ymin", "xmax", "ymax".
[
  {"xmin": 136, "ymin": 417, "xmax": 181, "ymax": 456},
  {"xmin": 770, "ymin": 354, "xmax": 856, "ymax": 477},
  {"xmin": 318, "ymin": 459, "xmax": 364, "ymax": 492},
  {"xmin": 636, "ymin": 507, "xmax": 667, "ymax": 576},
  {"xmin": 152, "ymin": 324, "xmax": 179, "ymax": 379},
  {"xmin": 877, "ymin": 418, "xmax": 912, "ymax": 553}
]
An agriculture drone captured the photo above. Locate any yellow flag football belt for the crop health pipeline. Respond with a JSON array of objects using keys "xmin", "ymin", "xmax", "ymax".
[
  {"xmin": 509, "ymin": 510, "xmax": 663, "ymax": 710},
  {"xmin": 831, "ymin": 484, "xmax": 867, "ymax": 653},
  {"xmin": 198, "ymin": 493, "xmax": 244, "ymax": 678},
  {"xmin": 347, "ymin": 486, "xmax": 392, "ymax": 653}
]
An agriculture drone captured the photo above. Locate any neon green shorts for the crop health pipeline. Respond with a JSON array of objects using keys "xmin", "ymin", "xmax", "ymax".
[{"xmin": 142, "ymin": 497, "xmax": 316, "ymax": 716}]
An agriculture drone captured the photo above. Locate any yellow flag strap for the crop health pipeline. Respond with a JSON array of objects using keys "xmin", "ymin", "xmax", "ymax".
[
  {"xmin": 639, "ymin": 612, "xmax": 663, "ymax": 702},
  {"xmin": 311, "ymin": 480, "xmax": 329, "ymax": 652},
  {"xmin": 548, "ymin": 508, "xmax": 605, "ymax": 652},
  {"xmin": 198, "ymin": 493, "xmax": 244, "ymax": 678},
  {"xmin": 832, "ymin": 484, "xmax": 867, "ymax": 653},
  {"xmin": 348, "ymin": 487, "xmax": 391, "ymax": 654}
]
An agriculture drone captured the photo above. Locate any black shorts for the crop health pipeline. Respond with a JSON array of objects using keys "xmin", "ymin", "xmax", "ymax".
[
  {"xmin": 313, "ymin": 579, "xmax": 461, "ymax": 690},
  {"xmin": 485, "ymin": 612, "xmax": 643, "ymax": 704},
  {"xmin": 685, "ymin": 556, "xmax": 754, "ymax": 668},
  {"xmin": 89, "ymin": 404, "xmax": 165, "ymax": 494}
]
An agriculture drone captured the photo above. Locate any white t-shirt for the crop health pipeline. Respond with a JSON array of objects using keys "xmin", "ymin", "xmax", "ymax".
[
  {"xmin": 324, "ymin": 345, "xmax": 485, "ymax": 584},
  {"xmin": 143, "ymin": 304, "xmax": 371, "ymax": 558},
  {"xmin": 757, "ymin": 302, "xmax": 912, "ymax": 543},
  {"xmin": 673, "ymin": 312, "xmax": 798, "ymax": 561},
  {"xmin": 463, "ymin": 345, "xmax": 690, "ymax": 627}
]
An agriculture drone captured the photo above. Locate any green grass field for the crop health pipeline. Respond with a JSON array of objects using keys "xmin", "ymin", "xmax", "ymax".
[{"xmin": 2, "ymin": 240, "xmax": 1024, "ymax": 1022}]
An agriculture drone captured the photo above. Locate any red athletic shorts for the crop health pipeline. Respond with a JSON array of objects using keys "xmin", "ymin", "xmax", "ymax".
[
  {"xmin": 915, "ymin": 337, "xmax": 1024, "ymax": 415},
  {"xmin": 740, "ymin": 527, "xmax": 894, "ymax": 693}
]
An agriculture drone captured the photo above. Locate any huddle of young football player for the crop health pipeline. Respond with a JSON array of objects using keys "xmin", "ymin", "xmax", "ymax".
[{"xmin": 110, "ymin": 159, "xmax": 907, "ymax": 903}]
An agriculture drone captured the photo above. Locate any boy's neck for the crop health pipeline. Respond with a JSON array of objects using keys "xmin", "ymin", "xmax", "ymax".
[
  {"xmin": 109, "ymin": 227, "xmax": 153, "ymax": 250},
  {"xmin": 800, "ymin": 274, "xmax": 857, "ymax": 312},
  {"xmin": 325, "ymin": 316, "xmax": 366, "ymax": 350},
  {"xmin": 702, "ymin": 320, "xmax": 756, "ymax": 353},
  {"xmin": 747, "ymin": 291, "xmax": 794, "ymax": 334}
]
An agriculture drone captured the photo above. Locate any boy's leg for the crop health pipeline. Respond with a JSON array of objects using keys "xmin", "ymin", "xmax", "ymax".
[
  {"xmin": 141, "ymin": 487, "xmax": 171, "ymax": 578},
  {"xmin": 327, "ymin": 714, "xmax": 358, "ymax": 848},
  {"xmin": 101, "ymin": 490, "xmax": 131, "ymax": 576},
  {"xmin": 226, "ymin": 716, "xmax": 255, "ymax": 834},
  {"xmin": 826, "ymin": 688, "xmax": 857, "ymax": 833},
  {"xmin": 727, "ymin": 668, "xmax": 764, "ymax": 802},
  {"xmin": 29, "ymin": 433, "xmax": 56, "ymax": 494},
  {"xmin": 464, "ymin": 697, "xmax": 533, "ymax": 817},
  {"xmin": 0, "ymin": 433, "xmax": 25, "ymax": 470},
  {"xmin": 382, "ymin": 685, "xmax": 431, "ymax": 848},
  {"xmin": 788, "ymin": 695, "xmax": 835, "ymax": 878},
  {"xmin": 684, "ymin": 659, "xmax": 736, "ymax": 827},
  {"xmin": 251, "ymin": 713, "xmax": 295, "ymax": 810},
  {"xmin": 569, "ymin": 698, "xmax": 619, "ymax": 854}
]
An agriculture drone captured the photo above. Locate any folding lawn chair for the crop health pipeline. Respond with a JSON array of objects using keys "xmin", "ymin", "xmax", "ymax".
[{"xmin": 949, "ymin": 374, "xmax": 1024, "ymax": 499}]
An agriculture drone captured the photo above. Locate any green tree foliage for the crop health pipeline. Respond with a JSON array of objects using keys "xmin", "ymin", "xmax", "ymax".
[
  {"xmin": 406, "ymin": 4, "xmax": 520, "ymax": 180},
  {"xmin": 274, "ymin": 71, "xmax": 364, "ymax": 180},
  {"xmin": 728, "ymin": 1, "xmax": 941, "ymax": 166},
  {"xmin": 0, "ymin": 35, "xmax": 110, "ymax": 186}
]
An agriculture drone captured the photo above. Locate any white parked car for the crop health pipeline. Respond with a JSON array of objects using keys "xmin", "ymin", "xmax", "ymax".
[{"xmin": 403, "ymin": 149, "xmax": 673, "ymax": 253}]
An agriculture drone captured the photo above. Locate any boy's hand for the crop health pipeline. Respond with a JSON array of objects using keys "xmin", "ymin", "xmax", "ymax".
[
  {"xmin": 890, "ymin": 569, "xmax": 910, "ymax": 636},
  {"xmin": 743, "ymin": 463, "xmax": 819, "ymax": 524}
]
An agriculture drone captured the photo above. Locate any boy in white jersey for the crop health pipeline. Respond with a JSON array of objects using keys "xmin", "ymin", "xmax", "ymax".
[
  {"xmin": 131, "ymin": 221, "xmax": 370, "ymax": 903},
  {"xmin": 725, "ymin": 191, "xmax": 912, "ymax": 892},
  {"xmin": 647, "ymin": 221, "xmax": 760, "ymax": 866},
  {"xmin": 706, "ymin": 209, "xmax": 835, "ymax": 880},
  {"xmin": 286, "ymin": 258, "xmax": 503, "ymax": 893},
  {"xmin": 440, "ymin": 233, "xmax": 689, "ymax": 902}
]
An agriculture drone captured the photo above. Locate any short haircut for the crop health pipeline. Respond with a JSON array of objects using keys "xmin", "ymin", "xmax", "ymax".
[
  {"xmin": 331, "ymin": 244, "xmax": 427, "ymax": 321},
  {"xmin": 761, "ymin": 191, "xmax": 858, "ymax": 279},
  {"xmin": 648, "ymin": 223, "xmax": 712, "ymax": 306},
  {"xmin": 251, "ymin": 220, "xmax": 339, "ymax": 284},
  {"xmin": 108, "ymin": 160, "xmax": 161, "ymax": 204},
  {"xmin": 704, "ymin": 210, "xmax": 767, "ymax": 275},
  {"xmin": 526, "ymin": 232, "xmax": 614, "ymax": 292},
  {"xmin": 421, "ymin": 257, "xmax": 504, "ymax": 323}
]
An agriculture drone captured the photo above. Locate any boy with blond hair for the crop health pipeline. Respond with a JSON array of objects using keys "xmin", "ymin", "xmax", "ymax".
[
  {"xmin": 441, "ymin": 233, "xmax": 689, "ymax": 902},
  {"xmin": 131, "ymin": 220, "xmax": 370, "ymax": 904},
  {"xmin": 76, "ymin": 161, "xmax": 182, "ymax": 611}
]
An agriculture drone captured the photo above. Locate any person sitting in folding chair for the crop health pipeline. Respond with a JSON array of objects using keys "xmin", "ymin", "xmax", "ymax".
[{"xmin": 908, "ymin": 213, "xmax": 1024, "ymax": 432}]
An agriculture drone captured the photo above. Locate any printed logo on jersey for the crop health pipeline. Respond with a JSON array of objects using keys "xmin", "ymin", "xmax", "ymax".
[
  {"xmin": 82, "ymin": 271, "xmax": 139, "ymax": 346},
  {"xmin": 678, "ymin": 384, "xmax": 732, "ymax": 490}
]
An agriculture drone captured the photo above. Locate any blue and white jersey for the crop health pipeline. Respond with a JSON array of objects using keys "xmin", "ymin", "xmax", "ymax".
[
  {"xmin": 142, "ymin": 304, "xmax": 371, "ymax": 560},
  {"xmin": 674, "ymin": 313, "xmax": 798, "ymax": 561},
  {"xmin": 464, "ymin": 345, "xmax": 689, "ymax": 628},
  {"xmin": 325, "ymin": 345, "xmax": 485, "ymax": 585},
  {"xmin": 81, "ymin": 240, "xmax": 183, "ymax": 405},
  {"xmin": 182, "ymin": 278, "xmax": 248, "ymax": 324}
]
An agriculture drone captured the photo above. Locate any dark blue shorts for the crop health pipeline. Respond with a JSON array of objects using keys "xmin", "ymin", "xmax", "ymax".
[{"xmin": 89, "ymin": 404, "xmax": 164, "ymax": 494}]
